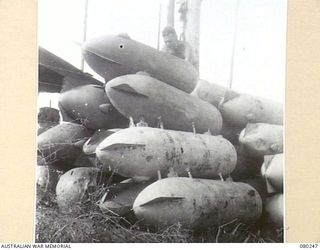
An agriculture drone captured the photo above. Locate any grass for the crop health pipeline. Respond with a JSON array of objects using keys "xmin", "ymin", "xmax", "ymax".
[{"xmin": 35, "ymin": 185, "xmax": 283, "ymax": 243}]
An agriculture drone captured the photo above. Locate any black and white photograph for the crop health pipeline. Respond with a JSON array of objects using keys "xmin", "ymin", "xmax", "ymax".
[{"xmin": 36, "ymin": 0, "xmax": 286, "ymax": 243}]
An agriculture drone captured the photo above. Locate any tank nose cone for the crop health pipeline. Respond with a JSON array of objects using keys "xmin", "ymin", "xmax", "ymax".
[
  {"xmin": 82, "ymin": 39, "xmax": 103, "ymax": 64},
  {"xmin": 82, "ymin": 36, "xmax": 101, "ymax": 54},
  {"xmin": 81, "ymin": 38, "xmax": 99, "ymax": 68},
  {"xmin": 82, "ymin": 36, "xmax": 121, "ymax": 80},
  {"xmin": 82, "ymin": 35, "xmax": 117, "ymax": 57},
  {"xmin": 82, "ymin": 36, "xmax": 111, "ymax": 62}
]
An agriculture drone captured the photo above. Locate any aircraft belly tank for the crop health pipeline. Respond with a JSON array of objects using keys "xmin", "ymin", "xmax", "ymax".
[
  {"xmin": 190, "ymin": 79, "xmax": 228, "ymax": 107},
  {"xmin": 59, "ymin": 85, "xmax": 128, "ymax": 130},
  {"xmin": 219, "ymin": 93, "xmax": 283, "ymax": 127},
  {"xmin": 239, "ymin": 123, "xmax": 283, "ymax": 157},
  {"xmin": 265, "ymin": 194, "xmax": 283, "ymax": 228},
  {"xmin": 133, "ymin": 177, "xmax": 263, "ymax": 229},
  {"xmin": 261, "ymin": 154, "xmax": 283, "ymax": 193},
  {"xmin": 37, "ymin": 123, "xmax": 92, "ymax": 170},
  {"xmin": 56, "ymin": 167, "xmax": 100, "ymax": 211},
  {"xmin": 105, "ymin": 74, "xmax": 222, "ymax": 134},
  {"xmin": 96, "ymin": 127, "xmax": 237, "ymax": 180},
  {"xmin": 36, "ymin": 165, "xmax": 59, "ymax": 193},
  {"xmin": 82, "ymin": 35, "xmax": 198, "ymax": 93},
  {"xmin": 238, "ymin": 177, "xmax": 268, "ymax": 204}
]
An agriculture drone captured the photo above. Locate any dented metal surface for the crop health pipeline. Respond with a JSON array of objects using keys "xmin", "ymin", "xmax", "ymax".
[
  {"xmin": 106, "ymin": 74, "xmax": 223, "ymax": 134},
  {"xmin": 82, "ymin": 35, "xmax": 198, "ymax": 93},
  {"xmin": 133, "ymin": 177, "xmax": 263, "ymax": 229},
  {"xmin": 59, "ymin": 84, "xmax": 128, "ymax": 130},
  {"xmin": 261, "ymin": 154, "xmax": 283, "ymax": 193},
  {"xmin": 239, "ymin": 123, "xmax": 283, "ymax": 157},
  {"xmin": 219, "ymin": 92, "xmax": 283, "ymax": 127},
  {"xmin": 37, "ymin": 123, "xmax": 92, "ymax": 170},
  {"xmin": 96, "ymin": 127, "xmax": 236, "ymax": 180}
]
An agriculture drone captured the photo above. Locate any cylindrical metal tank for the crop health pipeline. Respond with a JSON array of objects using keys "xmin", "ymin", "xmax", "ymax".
[
  {"xmin": 96, "ymin": 127, "xmax": 237, "ymax": 180},
  {"xmin": 239, "ymin": 123, "xmax": 283, "ymax": 157},
  {"xmin": 56, "ymin": 167, "xmax": 100, "ymax": 211},
  {"xmin": 59, "ymin": 84, "xmax": 128, "ymax": 130},
  {"xmin": 133, "ymin": 177, "xmax": 263, "ymax": 229},
  {"xmin": 261, "ymin": 154, "xmax": 283, "ymax": 193},
  {"xmin": 37, "ymin": 123, "xmax": 92, "ymax": 170},
  {"xmin": 265, "ymin": 193, "xmax": 283, "ymax": 229},
  {"xmin": 219, "ymin": 93, "xmax": 283, "ymax": 127},
  {"xmin": 82, "ymin": 35, "xmax": 198, "ymax": 93},
  {"xmin": 191, "ymin": 79, "xmax": 228, "ymax": 107},
  {"xmin": 106, "ymin": 74, "xmax": 223, "ymax": 134}
]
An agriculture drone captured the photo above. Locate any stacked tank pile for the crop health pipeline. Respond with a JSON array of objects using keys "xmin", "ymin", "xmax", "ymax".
[{"xmin": 37, "ymin": 35, "xmax": 284, "ymax": 237}]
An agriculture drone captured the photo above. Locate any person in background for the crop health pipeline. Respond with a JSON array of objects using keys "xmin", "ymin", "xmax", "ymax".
[{"xmin": 161, "ymin": 25, "xmax": 198, "ymax": 70}]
